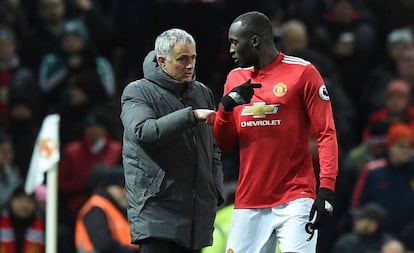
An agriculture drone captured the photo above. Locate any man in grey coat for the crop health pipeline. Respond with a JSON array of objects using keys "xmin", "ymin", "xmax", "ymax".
[{"xmin": 120, "ymin": 28, "xmax": 224, "ymax": 253}]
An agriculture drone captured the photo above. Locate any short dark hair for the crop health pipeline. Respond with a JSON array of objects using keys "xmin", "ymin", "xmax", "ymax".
[
  {"xmin": 352, "ymin": 202, "xmax": 386, "ymax": 224},
  {"xmin": 232, "ymin": 11, "xmax": 274, "ymax": 43}
]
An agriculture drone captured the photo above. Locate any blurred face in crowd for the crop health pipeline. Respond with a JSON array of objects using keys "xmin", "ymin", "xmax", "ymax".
[
  {"xmin": 381, "ymin": 240, "xmax": 406, "ymax": 253},
  {"xmin": 159, "ymin": 42, "xmax": 196, "ymax": 82},
  {"xmin": 107, "ymin": 185, "xmax": 127, "ymax": 209},
  {"xmin": 389, "ymin": 139, "xmax": 414, "ymax": 165},
  {"xmin": 353, "ymin": 217, "xmax": 379, "ymax": 236},
  {"xmin": 333, "ymin": 0, "xmax": 354, "ymax": 24},
  {"xmin": 280, "ymin": 21, "xmax": 308, "ymax": 53},
  {"xmin": 390, "ymin": 42, "xmax": 412, "ymax": 61},
  {"xmin": 62, "ymin": 34, "xmax": 84, "ymax": 54},
  {"xmin": 11, "ymin": 194, "xmax": 36, "ymax": 219},
  {"xmin": 385, "ymin": 80, "xmax": 411, "ymax": 118},
  {"xmin": 84, "ymin": 123, "xmax": 107, "ymax": 143},
  {"xmin": 10, "ymin": 104, "xmax": 33, "ymax": 120},
  {"xmin": 0, "ymin": 36, "xmax": 15, "ymax": 63},
  {"xmin": 385, "ymin": 93, "xmax": 409, "ymax": 115},
  {"xmin": 396, "ymin": 47, "xmax": 414, "ymax": 81},
  {"xmin": 38, "ymin": 0, "xmax": 65, "ymax": 25},
  {"xmin": 0, "ymin": 140, "xmax": 14, "ymax": 168}
]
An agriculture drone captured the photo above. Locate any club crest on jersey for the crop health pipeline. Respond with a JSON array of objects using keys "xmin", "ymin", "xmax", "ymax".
[
  {"xmin": 273, "ymin": 83, "xmax": 287, "ymax": 97},
  {"xmin": 319, "ymin": 85, "xmax": 330, "ymax": 101},
  {"xmin": 241, "ymin": 102, "xmax": 279, "ymax": 118}
]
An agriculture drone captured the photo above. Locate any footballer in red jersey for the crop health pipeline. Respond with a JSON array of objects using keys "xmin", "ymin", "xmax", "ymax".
[{"xmin": 213, "ymin": 11, "xmax": 338, "ymax": 253}]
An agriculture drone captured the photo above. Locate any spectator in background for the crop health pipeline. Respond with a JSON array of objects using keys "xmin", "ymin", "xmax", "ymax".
[
  {"xmin": 362, "ymin": 79, "xmax": 414, "ymax": 142},
  {"xmin": 378, "ymin": 27, "xmax": 412, "ymax": 75},
  {"xmin": 364, "ymin": 47, "xmax": 414, "ymax": 111},
  {"xmin": 380, "ymin": 28, "xmax": 412, "ymax": 80},
  {"xmin": 361, "ymin": 28, "xmax": 414, "ymax": 124},
  {"xmin": 364, "ymin": 0, "xmax": 414, "ymax": 38},
  {"xmin": 65, "ymin": 0, "xmax": 112, "ymax": 58},
  {"xmin": 109, "ymin": 0, "xmax": 156, "ymax": 88},
  {"xmin": 400, "ymin": 211, "xmax": 414, "ymax": 251},
  {"xmin": 0, "ymin": 25, "xmax": 41, "ymax": 176},
  {"xmin": 0, "ymin": 24, "xmax": 33, "ymax": 128},
  {"xmin": 20, "ymin": 0, "xmax": 67, "ymax": 72},
  {"xmin": 20, "ymin": 0, "xmax": 113, "ymax": 76},
  {"xmin": 313, "ymin": 0, "xmax": 378, "ymax": 110},
  {"xmin": 381, "ymin": 240, "xmax": 407, "ymax": 253},
  {"xmin": 345, "ymin": 121, "xmax": 389, "ymax": 176},
  {"xmin": 75, "ymin": 167, "xmax": 138, "ymax": 253},
  {"xmin": 0, "ymin": 0, "xmax": 29, "ymax": 41},
  {"xmin": 386, "ymin": 28, "xmax": 414, "ymax": 63},
  {"xmin": 34, "ymin": 184, "xmax": 47, "ymax": 214},
  {"xmin": 9, "ymin": 96, "xmax": 39, "ymax": 181},
  {"xmin": 0, "ymin": 185, "xmax": 45, "ymax": 253},
  {"xmin": 396, "ymin": 47, "xmax": 414, "ymax": 99},
  {"xmin": 278, "ymin": 18, "xmax": 358, "ymax": 153},
  {"xmin": 278, "ymin": 19, "xmax": 310, "ymax": 53},
  {"xmin": 58, "ymin": 109, "xmax": 122, "ymax": 218},
  {"xmin": 38, "ymin": 18, "xmax": 115, "ymax": 146},
  {"xmin": 333, "ymin": 202, "xmax": 395, "ymax": 253},
  {"xmin": 58, "ymin": 109, "xmax": 122, "ymax": 253},
  {"xmin": 372, "ymin": 47, "xmax": 414, "ymax": 115},
  {"xmin": 335, "ymin": 121, "xmax": 389, "ymax": 236},
  {"xmin": 0, "ymin": 133, "xmax": 21, "ymax": 211},
  {"xmin": 352, "ymin": 123, "xmax": 414, "ymax": 243}
]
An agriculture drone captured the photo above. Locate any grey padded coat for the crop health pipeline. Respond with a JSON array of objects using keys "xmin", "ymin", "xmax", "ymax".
[{"xmin": 120, "ymin": 51, "xmax": 224, "ymax": 249}]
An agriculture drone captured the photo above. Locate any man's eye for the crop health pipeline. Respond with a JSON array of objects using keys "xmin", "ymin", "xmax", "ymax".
[{"xmin": 178, "ymin": 57, "xmax": 195, "ymax": 64}]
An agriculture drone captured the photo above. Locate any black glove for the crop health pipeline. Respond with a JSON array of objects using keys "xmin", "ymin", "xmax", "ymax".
[
  {"xmin": 220, "ymin": 79, "xmax": 261, "ymax": 111},
  {"xmin": 306, "ymin": 188, "xmax": 334, "ymax": 234}
]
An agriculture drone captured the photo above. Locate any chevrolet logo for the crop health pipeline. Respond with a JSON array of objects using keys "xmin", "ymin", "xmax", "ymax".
[{"xmin": 241, "ymin": 102, "xmax": 279, "ymax": 118}]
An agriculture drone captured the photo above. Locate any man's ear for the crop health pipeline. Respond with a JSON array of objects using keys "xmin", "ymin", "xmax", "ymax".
[
  {"xmin": 250, "ymin": 35, "xmax": 260, "ymax": 48},
  {"xmin": 157, "ymin": 56, "xmax": 166, "ymax": 67}
]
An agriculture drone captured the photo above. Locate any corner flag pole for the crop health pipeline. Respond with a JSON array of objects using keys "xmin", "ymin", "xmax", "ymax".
[{"xmin": 46, "ymin": 164, "xmax": 58, "ymax": 253}]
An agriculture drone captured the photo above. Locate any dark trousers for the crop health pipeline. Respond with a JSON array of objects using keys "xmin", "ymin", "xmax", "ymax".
[{"xmin": 139, "ymin": 238, "xmax": 201, "ymax": 253}]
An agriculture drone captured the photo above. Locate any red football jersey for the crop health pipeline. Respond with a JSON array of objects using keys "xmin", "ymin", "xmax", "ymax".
[{"xmin": 213, "ymin": 53, "xmax": 338, "ymax": 208}]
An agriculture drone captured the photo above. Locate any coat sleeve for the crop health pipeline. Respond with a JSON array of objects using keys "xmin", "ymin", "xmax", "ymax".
[
  {"xmin": 120, "ymin": 82, "xmax": 198, "ymax": 148},
  {"xmin": 350, "ymin": 159, "xmax": 386, "ymax": 208},
  {"xmin": 351, "ymin": 166, "xmax": 371, "ymax": 208}
]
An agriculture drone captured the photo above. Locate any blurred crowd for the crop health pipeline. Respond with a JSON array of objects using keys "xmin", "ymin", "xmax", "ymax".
[{"xmin": 1, "ymin": 0, "xmax": 414, "ymax": 252}]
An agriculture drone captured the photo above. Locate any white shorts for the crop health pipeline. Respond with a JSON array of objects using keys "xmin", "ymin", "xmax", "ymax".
[{"xmin": 226, "ymin": 198, "xmax": 317, "ymax": 253}]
